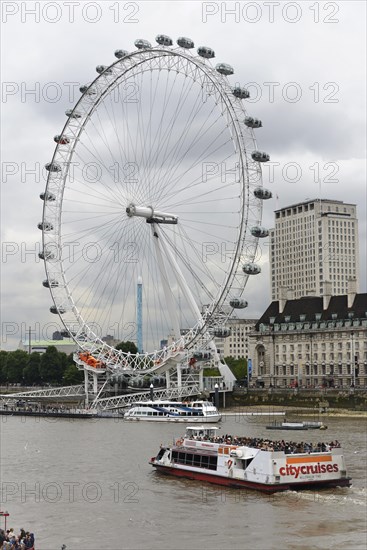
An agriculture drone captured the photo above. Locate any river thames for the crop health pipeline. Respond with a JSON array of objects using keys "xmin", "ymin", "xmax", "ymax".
[{"xmin": 0, "ymin": 412, "xmax": 366, "ymax": 550}]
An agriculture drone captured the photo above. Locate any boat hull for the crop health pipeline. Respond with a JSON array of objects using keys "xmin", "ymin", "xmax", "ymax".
[
  {"xmin": 266, "ymin": 425, "xmax": 308, "ymax": 430},
  {"xmin": 151, "ymin": 462, "xmax": 351, "ymax": 493},
  {"xmin": 124, "ymin": 400, "xmax": 221, "ymax": 422},
  {"xmin": 125, "ymin": 415, "xmax": 222, "ymax": 422},
  {"xmin": 266, "ymin": 421, "xmax": 327, "ymax": 431}
]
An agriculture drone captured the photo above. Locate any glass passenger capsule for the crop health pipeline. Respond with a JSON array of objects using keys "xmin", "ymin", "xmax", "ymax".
[
  {"xmin": 216, "ymin": 63, "xmax": 234, "ymax": 75},
  {"xmin": 213, "ymin": 327, "xmax": 231, "ymax": 338},
  {"xmin": 96, "ymin": 65, "xmax": 112, "ymax": 74},
  {"xmin": 45, "ymin": 162, "xmax": 61, "ymax": 173},
  {"xmin": 50, "ymin": 305, "xmax": 66, "ymax": 314},
  {"xmin": 114, "ymin": 49, "xmax": 129, "ymax": 59},
  {"xmin": 79, "ymin": 85, "xmax": 97, "ymax": 96},
  {"xmin": 177, "ymin": 37, "xmax": 194, "ymax": 49},
  {"xmin": 151, "ymin": 375, "xmax": 164, "ymax": 386},
  {"xmin": 38, "ymin": 221, "xmax": 54, "ymax": 231},
  {"xmin": 54, "ymin": 135, "xmax": 70, "ymax": 145},
  {"xmin": 110, "ymin": 373, "xmax": 128, "ymax": 384},
  {"xmin": 254, "ymin": 187, "xmax": 272, "ymax": 200},
  {"xmin": 65, "ymin": 109, "xmax": 82, "ymax": 119},
  {"xmin": 251, "ymin": 226, "xmax": 269, "ymax": 238},
  {"xmin": 233, "ymin": 87, "xmax": 250, "ymax": 99},
  {"xmin": 155, "ymin": 34, "xmax": 173, "ymax": 46},
  {"xmin": 229, "ymin": 298, "xmax": 248, "ymax": 309},
  {"xmin": 242, "ymin": 263, "xmax": 261, "ymax": 275},
  {"xmin": 244, "ymin": 116, "xmax": 262, "ymax": 128},
  {"xmin": 42, "ymin": 279, "xmax": 59, "ymax": 288},
  {"xmin": 39, "ymin": 250, "xmax": 55, "ymax": 261},
  {"xmin": 251, "ymin": 151, "xmax": 270, "ymax": 162},
  {"xmin": 39, "ymin": 191, "xmax": 56, "ymax": 201},
  {"xmin": 134, "ymin": 39, "xmax": 151, "ymax": 49},
  {"xmin": 197, "ymin": 46, "xmax": 215, "ymax": 58},
  {"xmin": 192, "ymin": 351, "xmax": 211, "ymax": 361}
]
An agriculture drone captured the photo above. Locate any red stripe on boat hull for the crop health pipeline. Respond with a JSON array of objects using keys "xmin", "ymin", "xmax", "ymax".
[{"xmin": 151, "ymin": 464, "xmax": 351, "ymax": 493}]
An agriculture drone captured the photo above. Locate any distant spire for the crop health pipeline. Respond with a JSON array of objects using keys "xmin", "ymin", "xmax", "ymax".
[{"xmin": 137, "ymin": 276, "xmax": 143, "ymax": 353}]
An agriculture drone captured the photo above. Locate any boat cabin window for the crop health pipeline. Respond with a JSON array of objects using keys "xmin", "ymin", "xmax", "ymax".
[
  {"xmin": 241, "ymin": 457, "xmax": 254, "ymax": 470},
  {"xmin": 185, "ymin": 427, "xmax": 218, "ymax": 439},
  {"xmin": 172, "ymin": 450, "xmax": 217, "ymax": 470},
  {"xmin": 156, "ymin": 448, "xmax": 165, "ymax": 460}
]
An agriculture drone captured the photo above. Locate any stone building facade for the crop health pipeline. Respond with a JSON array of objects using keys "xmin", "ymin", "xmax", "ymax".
[
  {"xmin": 248, "ymin": 287, "xmax": 367, "ymax": 388},
  {"xmin": 270, "ymin": 199, "xmax": 359, "ymax": 300},
  {"xmin": 215, "ymin": 318, "xmax": 257, "ymax": 359}
]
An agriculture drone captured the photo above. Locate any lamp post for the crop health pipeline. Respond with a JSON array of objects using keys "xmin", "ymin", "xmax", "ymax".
[
  {"xmin": 247, "ymin": 359, "xmax": 252, "ymax": 389},
  {"xmin": 310, "ymin": 333, "xmax": 314, "ymax": 388},
  {"xmin": 269, "ymin": 317, "xmax": 276, "ymax": 388},
  {"xmin": 351, "ymin": 331, "xmax": 355, "ymax": 387},
  {"xmin": 27, "ymin": 326, "xmax": 37, "ymax": 355},
  {"xmin": 0, "ymin": 511, "xmax": 9, "ymax": 531},
  {"xmin": 214, "ymin": 383, "xmax": 219, "ymax": 410}
]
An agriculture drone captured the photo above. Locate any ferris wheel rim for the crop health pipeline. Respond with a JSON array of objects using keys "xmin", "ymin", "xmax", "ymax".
[{"xmin": 40, "ymin": 39, "xmax": 264, "ymax": 360}]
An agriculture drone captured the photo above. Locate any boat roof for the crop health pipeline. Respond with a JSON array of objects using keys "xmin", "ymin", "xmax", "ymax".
[
  {"xmin": 185, "ymin": 426, "xmax": 219, "ymax": 433},
  {"xmin": 128, "ymin": 400, "xmax": 214, "ymax": 407},
  {"xmin": 190, "ymin": 401, "xmax": 214, "ymax": 405},
  {"xmin": 129, "ymin": 401, "xmax": 185, "ymax": 405}
]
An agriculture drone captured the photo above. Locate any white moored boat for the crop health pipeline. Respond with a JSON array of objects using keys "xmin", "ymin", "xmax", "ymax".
[
  {"xmin": 124, "ymin": 400, "xmax": 221, "ymax": 422},
  {"xmin": 266, "ymin": 421, "xmax": 327, "ymax": 431},
  {"xmin": 150, "ymin": 426, "xmax": 351, "ymax": 493}
]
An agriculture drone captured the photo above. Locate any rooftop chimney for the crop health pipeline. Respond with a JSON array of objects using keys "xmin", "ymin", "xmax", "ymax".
[
  {"xmin": 323, "ymin": 281, "xmax": 332, "ymax": 310},
  {"xmin": 347, "ymin": 278, "xmax": 357, "ymax": 308},
  {"xmin": 279, "ymin": 287, "xmax": 293, "ymax": 313},
  {"xmin": 305, "ymin": 289, "xmax": 316, "ymax": 297}
]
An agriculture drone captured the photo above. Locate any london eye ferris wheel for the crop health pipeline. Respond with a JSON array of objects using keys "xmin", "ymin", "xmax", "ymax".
[{"xmin": 38, "ymin": 34, "xmax": 271, "ymax": 370}]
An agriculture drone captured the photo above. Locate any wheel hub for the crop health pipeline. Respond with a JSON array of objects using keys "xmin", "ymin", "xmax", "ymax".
[{"xmin": 126, "ymin": 203, "xmax": 178, "ymax": 224}]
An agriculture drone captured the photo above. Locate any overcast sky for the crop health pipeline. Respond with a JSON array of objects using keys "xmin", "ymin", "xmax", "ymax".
[{"xmin": 1, "ymin": 0, "xmax": 366, "ymax": 350}]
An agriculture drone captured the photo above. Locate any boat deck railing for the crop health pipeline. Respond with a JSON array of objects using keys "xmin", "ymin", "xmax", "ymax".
[{"xmin": 185, "ymin": 435, "xmax": 341, "ymax": 454}]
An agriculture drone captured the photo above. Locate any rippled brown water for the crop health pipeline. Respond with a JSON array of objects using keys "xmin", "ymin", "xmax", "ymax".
[{"xmin": 0, "ymin": 413, "xmax": 366, "ymax": 549}]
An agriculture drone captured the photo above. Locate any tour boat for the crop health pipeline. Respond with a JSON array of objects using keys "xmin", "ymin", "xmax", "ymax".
[
  {"xmin": 124, "ymin": 400, "xmax": 221, "ymax": 422},
  {"xmin": 150, "ymin": 426, "xmax": 351, "ymax": 493}
]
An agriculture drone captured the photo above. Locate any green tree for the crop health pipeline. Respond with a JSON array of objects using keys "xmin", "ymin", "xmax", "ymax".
[
  {"xmin": 115, "ymin": 341, "xmax": 138, "ymax": 354},
  {"xmin": 203, "ymin": 367, "xmax": 221, "ymax": 377},
  {"xmin": 23, "ymin": 353, "xmax": 41, "ymax": 385},
  {"xmin": 39, "ymin": 346, "xmax": 64, "ymax": 383},
  {"xmin": 0, "ymin": 351, "xmax": 8, "ymax": 383},
  {"xmin": 59, "ymin": 351, "xmax": 70, "ymax": 371},
  {"xmin": 224, "ymin": 356, "xmax": 247, "ymax": 380},
  {"xmin": 63, "ymin": 363, "xmax": 84, "ymax": 384},
  {"xmin": 66, "ymin": 352, "xmax": 76, "ymax": 365},
  {"xmin": 4, "ymin": 350, "xmax": 29, "ymax": 383}
]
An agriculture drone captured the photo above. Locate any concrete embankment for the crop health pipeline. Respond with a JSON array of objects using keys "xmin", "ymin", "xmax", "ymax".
[{"xmin": 221, "ymin": 388, "xmax": 367, "ymax": 416}]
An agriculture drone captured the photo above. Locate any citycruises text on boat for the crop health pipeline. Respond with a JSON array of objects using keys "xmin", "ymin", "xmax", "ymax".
[
  {"xmin": 124, "ymin": 400, "xmax": 221, "ymax": 422},
  {"xmin": 149, "ymin": 426, "xmax": 351, "ymax": 493}
]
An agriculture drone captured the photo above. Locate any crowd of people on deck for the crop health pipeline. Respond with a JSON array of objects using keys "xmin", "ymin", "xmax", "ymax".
[
  {"xmin": 0, "ymin": 528, "xmax": 35, "ymax": 550},
  {"xmin": 189, "ymin": 433, "xmax": 341, "ymax": 454},
  {"xmin": 1, "ymin": 402, "xmax": 82, "ymax": 414}
]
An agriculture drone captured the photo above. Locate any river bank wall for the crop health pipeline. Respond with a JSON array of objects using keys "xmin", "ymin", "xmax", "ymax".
[{"xmin": 226, "ymin": 388, "xmax": 367, "ymax": 412}]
